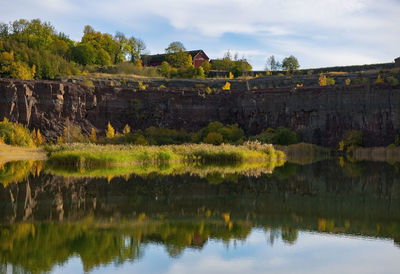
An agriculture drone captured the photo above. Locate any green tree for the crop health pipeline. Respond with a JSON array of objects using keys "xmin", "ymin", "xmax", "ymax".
[
  {"xmin": 72, "ymin": 43, "xmax": 97, "ymax": 65},
  {"xmin": 204, "ymin": 132, "xmax": 223, "ymax": 145},
  {"xmin": 165, "ymin": 41, "xmax": 185, "ymax": 53},
  {"xmin": 281, "ymin": 55, "xmax": 299, "ymax": 71},
  {"xmin": 127, "ymin": 37, "xmax": 146, "ymax": 63},
  {"xmin": 200, "ymin": 61, "xmax": 211, "ymax": 76},
  {"xmin": 159, "ymin": 61, "xmax": 171, "ymax": 77}
]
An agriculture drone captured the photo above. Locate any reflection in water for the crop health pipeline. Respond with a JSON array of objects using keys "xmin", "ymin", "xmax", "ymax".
[{"xmin": 0, "ymin": 159, "xmax": 400, "ymax": 272}]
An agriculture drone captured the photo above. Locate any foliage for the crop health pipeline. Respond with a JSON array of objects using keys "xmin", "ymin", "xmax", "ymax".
[
  {"xmin": 123, "ymin": 124, "xmax": 131, "ymax": 135},
  {"xmin": 265, "ymin": 55, "xmax": 281, "ymax": 71},
  {"xmin": 90, "ymin": 128, "xmax": 97, "ymax": 143},
  {"xmin": 193, "ymin": 122, "xmax": 245, "ymax": 145},
  {"xmin": 200, "ymin": 61, "xmax": 211, "ymax": 76},
  {"xmin": 115, "ymin": 62, "xmax": 160, "ymax": 77},
  {"xmin": 46, "ymin": 143, "xmax": 285, "ymax": 169},
  {"xmin": 0, "ymin": 118, "xmax": 35, "ymax": 147},
  {"xmin": 31, "ymin": 128, "xmax": 45, "ymax": 146},
  {"xmin": 106, "ymin": 122, "xmax": 115, "ymax": 139},
  {"xmin": 375, "ymin": 74, "xmax": 384, "ymax": 83},
  {"xmin": 281, "ymin": 55, "xmax": 299, "ymax": 71},
  {"xmin": 222, "ymin": 82, "xmax": 231, "ymax": 90},
  {"xmin": 204, "ymin": 132, "xmax": 223, "ymax": 145},
  {"xmin": 326, "ymin": 77, "xmax": 335, "ymax": 85},
  {"xmin": 211, "ymin": 51, "xmax": 252, "ymax": 77},
  {"xmin": 252, "ymin": 127, "xmax": 299, "ymax": 146},
  {"xmin": 386, "ymin": 76, "xmax": 399, "ymax": 86},
  {"xmin": 59, "ymin": 120, "xmax": 88, "ymax": 144},
  {"xmin": 0, "ymin": 19, "xmax": 147, "ymax": 79},
  {"xmin": 138, "ymin": 81, "xmax": 148, "ymax": 90},
  {"xmin": 319, "ymin": 73, "xmax": 327, "ymax": 86}
]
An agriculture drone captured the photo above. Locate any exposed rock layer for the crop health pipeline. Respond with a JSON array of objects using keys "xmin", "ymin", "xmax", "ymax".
[{"xmin": 1, "ymin": 79, "xmax": 399, "ymax": 146}]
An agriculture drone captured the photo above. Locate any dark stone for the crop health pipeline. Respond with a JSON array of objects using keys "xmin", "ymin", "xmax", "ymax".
[{"xmin": 0, "ymin": 79, "xmax": 399, "ymax": 146}]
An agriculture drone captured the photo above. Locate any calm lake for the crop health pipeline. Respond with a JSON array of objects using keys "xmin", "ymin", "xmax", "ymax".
[{"xmin": 1, "ymin": 159, "xmax": 400, "ymax": 273}]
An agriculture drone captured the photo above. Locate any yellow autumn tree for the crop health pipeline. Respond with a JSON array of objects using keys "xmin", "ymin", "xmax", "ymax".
[
  {"xmin": 319, "ymin": 73, "xmax": 327, "ymax": 86},
  {"xmin": 90, "ymin": 128, "xmax": 97, "ymax": 143},
  {"xmin": 228, "ymin": 72, "xmax": 234, "ymax": 79},
  {"xmin": 222, "ymin": 82, "xmax": 231, "ymax": 91},
  {"xmin": 376, "ymin": 74, "xmax": 384, "ymax": 83},
  {"xmin": 106, "ymin": 122, "xmax": 115, "ymax": 139},
  {"xmin": 36, "ymin": 129, "xmax": 44, "ymax": 145},
  {"xmin": 123, "ymin": 124, "xmax": 131, "ymax": 135}
]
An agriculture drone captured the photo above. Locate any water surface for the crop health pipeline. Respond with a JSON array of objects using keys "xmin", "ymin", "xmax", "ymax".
[{"xmin": 1, "ymin": 159, "xmax": 400, "ymax": 273}]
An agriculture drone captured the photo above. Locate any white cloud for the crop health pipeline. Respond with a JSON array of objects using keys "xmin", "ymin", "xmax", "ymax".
[{"xmin": 1, "ymin": 0, "xmax": 399, "ymax": 69}]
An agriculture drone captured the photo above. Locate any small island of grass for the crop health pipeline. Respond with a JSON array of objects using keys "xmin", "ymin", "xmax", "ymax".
[{"xmin": 45, "ymin": 142, "xmax": 285, "ymax": 169}]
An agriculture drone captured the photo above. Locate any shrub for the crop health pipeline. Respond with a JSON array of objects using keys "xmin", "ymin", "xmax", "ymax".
[
  {"xmin": 204, "ymin": 132, "xmax": 223, "ymax": 145},
  {"xmin": 0, "ymin": 118, "xmax": 35, "ymax": 147},
  {"xmin": 319, "ymin": 73, "xmax": 327, "ymax": 86},
  {"xmin": 138, "ymin": 81, "xmax": 148, "ymax": 90},
  {"xmin": 253, "ymin": 127, "xmax": 298, "ymax": 145},
  {"xmin": 326, "ymin": 77, "xmax": 335, "ymax": 85},
  {"xmin": 222, "ymin": 82, "xmax": 231, "ymax": 90},
  {"xmin": 272, "ymin": 127, "xmax": 299, "ymax": 145},
  {"xmin": 386, "ymin": 76, "xmax": 399, "ymax": 86}
]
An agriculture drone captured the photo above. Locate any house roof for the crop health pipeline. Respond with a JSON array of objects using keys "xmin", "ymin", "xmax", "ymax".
[
  {"xmin": 142, "ymin": 50, "xmax": 208, "ymax": 64},
  {"xmin": 395, "ymin": 57, "xmax": 400, "ymax": 62}
]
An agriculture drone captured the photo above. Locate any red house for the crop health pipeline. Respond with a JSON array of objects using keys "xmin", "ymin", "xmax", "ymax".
[{"xmin": 142, "ymin": 50, "xmax": 209, "ymax": 68}]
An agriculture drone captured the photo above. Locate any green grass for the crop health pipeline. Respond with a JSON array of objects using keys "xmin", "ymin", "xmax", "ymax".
[{"xmin": 45, "ymin": 143, "xmax": 285, "ymax": 169}]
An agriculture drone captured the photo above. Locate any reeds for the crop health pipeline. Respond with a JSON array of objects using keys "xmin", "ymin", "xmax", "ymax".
[{"xmin": 46, "ymin": 143, "xmax": 285, "ymax": 169}]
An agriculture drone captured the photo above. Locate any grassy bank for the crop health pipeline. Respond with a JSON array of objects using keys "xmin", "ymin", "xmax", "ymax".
[{"xmin": 45, "ymin": 143, "xmax": 285, "ymax": 168}]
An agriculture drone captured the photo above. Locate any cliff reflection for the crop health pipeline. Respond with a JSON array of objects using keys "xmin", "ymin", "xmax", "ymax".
[{"xmin": 0, "ymin": 159, "xmax": 400, "ymax": 273}]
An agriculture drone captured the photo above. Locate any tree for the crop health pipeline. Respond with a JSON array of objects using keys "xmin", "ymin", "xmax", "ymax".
[
  {"xmin": 123, "ymin": 124, "xmax": 131, "ymax": 135},
  {"xmin": 127, "ymin": 37, "xmax": 146, "ymax": 63},
  {"xmin": 72, "ymin": 43, "xmax": 97, "ymax": 65},
  {"xmin": 36, "ymin": 129, "xmax": 44, "ymax": 145},
  {"xmin": 266, "ymin": 55, "xmax": 281, "ymax": 71},
  {"xmin": 106, "ymin": 122, "xmax": 115, "ymax": 139},
  {"xmin": 165, "ymin": 41, "xmax": 185, "ymax": 53},
  {"xmin": 113, "ymin": 32, "xmax": 129, "ymax": 63},
  {"xmin": 281, "ymin": 55, "xmax": 299, "ymax": 71},
  {"xmin": 159, "ymin": 61, "xmax": 171, "ymax": 77},
  {"xmin": 90, "ymin": 128, "xmax": 97, "ymax": 143},
  {"xmin": 204, "ymin": 132, "xmax": 223, "ymax": 145},
  {"xmin": 200, "ymin": 61, "xmax": 211, "ymax": 76}
]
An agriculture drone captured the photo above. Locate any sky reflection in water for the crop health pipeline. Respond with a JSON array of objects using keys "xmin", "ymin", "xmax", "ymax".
[
  {"xmin": 51, "ymin": 230, "xmax": 400, "ymax": 274},
  {"xmin": 1, "ymin": 159, "xmax": 400, "ymax": 273}
]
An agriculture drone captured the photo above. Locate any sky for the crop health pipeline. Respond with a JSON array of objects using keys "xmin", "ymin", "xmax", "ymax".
[{"xmin": 1, "ymin": 0, "xmax": 400, "ymax": 70}]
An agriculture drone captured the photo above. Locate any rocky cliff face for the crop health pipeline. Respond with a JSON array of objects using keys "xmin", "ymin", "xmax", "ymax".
[{"xmin": 0, "ymin": 79, "xmax": 399, "ymax": 146}]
